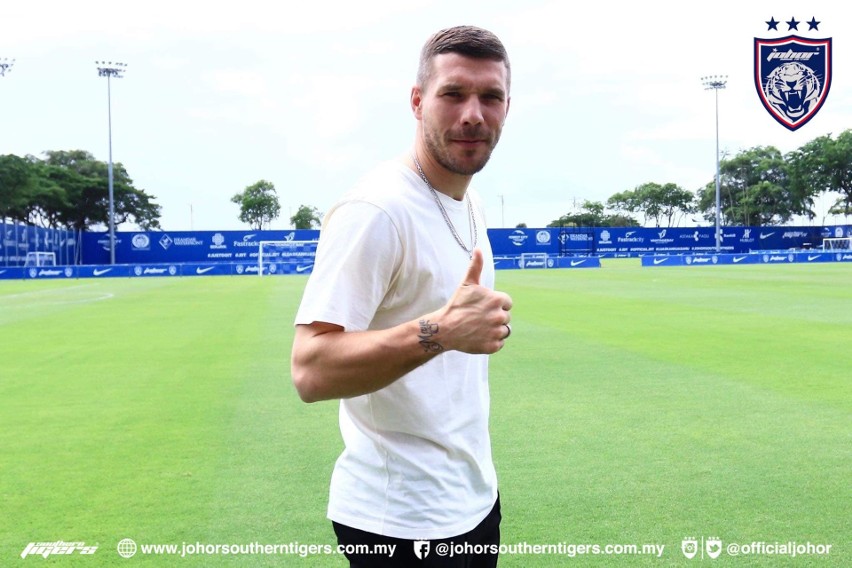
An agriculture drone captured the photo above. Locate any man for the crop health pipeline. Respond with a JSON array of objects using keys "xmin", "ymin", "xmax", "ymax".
[{"xmin": 291, "ymin": 25, "xmax": 513, "ymax": 567}]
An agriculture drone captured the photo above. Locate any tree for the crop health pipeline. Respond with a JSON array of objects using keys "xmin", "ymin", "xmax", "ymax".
[
  {"xmin": 290, "ymin": 204, "xmax": 322, "ymax": 229},
  {"xmin": 0, "ymin": 154, "xmax": 38, "ymax": 222},
  {"xmin": 696, "ymin": 146, "xmax": 814, "ymax": 226},
  {"xmin": 19, "ymin": 169, "xmax": 67, "ymax": 228},
  {"xmin": 787, "ymin": 129, "xmax": 852, "ymax": 219},
  {"xmin": 606, "ymin": 189, "xmax": 642, "ymax": 222},
  {"xmin": 607, "ymin": 182, "xmax": 694, "ymax": 227},
  {"xmin": 549, "ymin": 200, "xmax": 606, "ymax": 227},
  {"xmin": 231, "ymin": 180, "xmax": 281, "ymax": 230},
  {"xmin": 603, "ymin": 213, "xmax": 641, "ymax": 227},
  {"xmin": 0, "ymin": 150, "xmax": 161, "ymax": 230},
  {"xmin": 39, "ymin": 150, "xmax": 162, "ymax": 231},
  {"xmin": 547, "ymin": 200, "xmax": 639, "ymax": 228},
  {"xmin": 828, "ymin": 199, "xmax": 852, "ymax": 217},
  {"xmin": 652, "ymin": 183, "xmax": 695, "ymax": 227}
]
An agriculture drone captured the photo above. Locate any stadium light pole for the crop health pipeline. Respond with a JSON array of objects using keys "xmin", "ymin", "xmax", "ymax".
[
  {"xmin": 1, "ymin": 58, "xmax": 13, "ymax": 268},
  {"xmin": 702, "ymin": 75, "xmax": 727, "ymax": 253},
  {"xmin": 96, "ymin": 61, "xmax": 127, "ymax": 265}
]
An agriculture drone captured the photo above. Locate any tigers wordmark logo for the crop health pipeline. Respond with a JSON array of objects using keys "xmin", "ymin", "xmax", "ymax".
[
  {"xmin": 21, "ymin": 541, "xmax": 98, "ymax": 559},
  {"xmin": 754, "ymin": 17, "xmax": 831, "ymax": 131}
]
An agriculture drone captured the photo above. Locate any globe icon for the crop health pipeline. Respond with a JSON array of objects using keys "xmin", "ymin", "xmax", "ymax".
[{"xmin": 117, "ymin": 538, "xmax": 137, "ymax": 558}]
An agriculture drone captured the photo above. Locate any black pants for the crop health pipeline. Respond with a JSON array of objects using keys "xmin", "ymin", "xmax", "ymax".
[{"xmin": 333, "ymin": 496, "xmax": 501, "ymax": 567}]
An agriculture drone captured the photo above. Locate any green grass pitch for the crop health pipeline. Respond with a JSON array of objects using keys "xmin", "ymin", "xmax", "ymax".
[{"xmin": 1, "ymin": 260, "xmax": 849, "ymax": 566}]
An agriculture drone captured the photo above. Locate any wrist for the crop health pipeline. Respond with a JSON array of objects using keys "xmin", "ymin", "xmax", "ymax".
[{"xmin": 417, "ymin": 316, "xmax": 446, "ymax": 354}]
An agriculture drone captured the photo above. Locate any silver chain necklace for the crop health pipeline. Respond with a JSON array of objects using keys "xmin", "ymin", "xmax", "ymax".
[{"xmin": 412, "ymin": 154, "xmax": 478, "ymax": 258}]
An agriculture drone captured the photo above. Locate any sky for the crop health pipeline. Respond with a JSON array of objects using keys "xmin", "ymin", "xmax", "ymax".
[{"xmin": 1, "ymin": 0, "xmax": 850, "ymax": 232}]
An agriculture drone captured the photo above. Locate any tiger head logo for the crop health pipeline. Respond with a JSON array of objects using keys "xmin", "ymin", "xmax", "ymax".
[
  {"xmin": 754, "ymin": 34, "xmax": 832, "ymax": 131},
  {"xmin": 762, "ymin": 62, "xmax": 822, "ymax": 121}
]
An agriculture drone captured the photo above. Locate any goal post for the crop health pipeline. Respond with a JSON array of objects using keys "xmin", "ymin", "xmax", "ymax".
[
  {"xmin": 519, "ymin": 252, "xmax": 550, "ymax": 269},
  {"xmin": 258, "ymin": 240, "xmax": 318, "ymax": 276},
  {"xmin": 821, "ymin": 237, "xmax": 852, "ymax": 251},
  {"xmin": 24, "ymin": 251, "xmax": 57, "ymax": 267}
]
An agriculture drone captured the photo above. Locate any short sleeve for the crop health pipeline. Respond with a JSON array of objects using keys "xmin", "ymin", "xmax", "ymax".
[{"xmin": 294, "ymin": 200, "xmax": 403, "ymax": 331}]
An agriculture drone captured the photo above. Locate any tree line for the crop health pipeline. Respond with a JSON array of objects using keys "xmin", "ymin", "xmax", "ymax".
[
  {"xmin": 0, "ymin": 150, "xmax": 322, "ymax": 231},
  {"xmin": 3, "ymin": 130, "xmax": 849, "ymax": 233},
  {"xmin": 0, "ymin": 150, "xmax": 161, "ymax": 231},
  {"xmin": 549, "ymin": 129, "xmax": 852, "ymax": 228}
]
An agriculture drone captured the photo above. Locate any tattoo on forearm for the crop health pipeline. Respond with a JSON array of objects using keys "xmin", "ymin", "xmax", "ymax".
[{"xmin": 418, "ymin": 320, "xmax": 444, "ymax": 353}]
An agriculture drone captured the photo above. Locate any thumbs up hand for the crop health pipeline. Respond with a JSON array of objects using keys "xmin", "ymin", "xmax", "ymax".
[
  {"xmin": 462, "ymin": 248, "xmax": 484, "ymax": 286},
  {"xmin": 426, "ymin": 249, "xmax": 513, "ymax": 355}
]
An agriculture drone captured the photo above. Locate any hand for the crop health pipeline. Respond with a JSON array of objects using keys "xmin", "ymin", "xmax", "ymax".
[{"xmin": 431, "ymin": 249, "xmax": 513, "ymax": 354}]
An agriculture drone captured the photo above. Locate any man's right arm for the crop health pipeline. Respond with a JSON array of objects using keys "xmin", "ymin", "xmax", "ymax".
[{"xmin": 290, "ymin": 249, "xmax": 512, "ymax": 403}]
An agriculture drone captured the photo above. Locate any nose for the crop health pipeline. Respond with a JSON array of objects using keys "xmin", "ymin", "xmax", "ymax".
[{"xmin": 460, "ymin": 97, "xmax": 484, "ymax": 126}]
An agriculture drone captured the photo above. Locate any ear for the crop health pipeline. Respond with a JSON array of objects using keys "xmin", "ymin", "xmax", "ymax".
[{"xmin": 410, "ymin": 85, "xmax": 423, "ymax": 119}]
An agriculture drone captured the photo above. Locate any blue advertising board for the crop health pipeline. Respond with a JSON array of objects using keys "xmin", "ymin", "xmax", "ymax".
[
  {"xmin": 494, "ymin": 255, "xmax": 602, "ymax": 270},
  {"xmin": 641, "ymin": 251, "xmax": 852, "ymax": 267},
  {"xmin": 5, "ymin": 222, "xmax": 849, "ymax": 268},
  {"xmin": 0, "ymin": 261, "xmax": 316, "ymax": 280},
  {"xmin": 81, "ymin": 229, "xmax": 321, "ymax": 265},
  {"xmin": 484, "ymin": 225, "xmax": 847, "ymax": 258},
  {"xmin": 14, "ymin": 223, "xmax": 851, "ymax": 269},
  {"xmin": 1, "ymin": 221, "xmax": 79, "ymax": 267}
]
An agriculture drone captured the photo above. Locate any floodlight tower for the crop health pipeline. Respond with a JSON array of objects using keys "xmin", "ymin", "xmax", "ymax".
[
  {"xmin": 0, "ymin": 58, "xmax": 14, "ymax": 77},
  {"xmin": 701, "ymin": 75, "xmax": 727, "ymax": 253},
  {"xmin": 96, "ymin": 61, "xmax": 127, "ymax": 264}
]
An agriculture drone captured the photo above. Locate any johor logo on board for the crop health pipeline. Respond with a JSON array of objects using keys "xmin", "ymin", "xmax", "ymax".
[{"xmin": 755, "ymin": 16, "xmax": 831, "ymax": 131}]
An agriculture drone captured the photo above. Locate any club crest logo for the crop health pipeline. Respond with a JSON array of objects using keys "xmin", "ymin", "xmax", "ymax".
[{"xmin": 755, "ymin": 17, "xmax": 831, "ymax": 131}]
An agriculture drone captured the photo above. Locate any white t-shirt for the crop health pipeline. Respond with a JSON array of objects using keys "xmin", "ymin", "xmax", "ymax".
[{"xmin": 294, "ymin": 160, "xmax": 497, "ymax": 540}]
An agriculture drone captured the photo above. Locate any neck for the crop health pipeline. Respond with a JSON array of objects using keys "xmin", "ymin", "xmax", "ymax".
[{"xmin": 408, "ymin": 148, "xmax": 470, "ymax": 201}]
